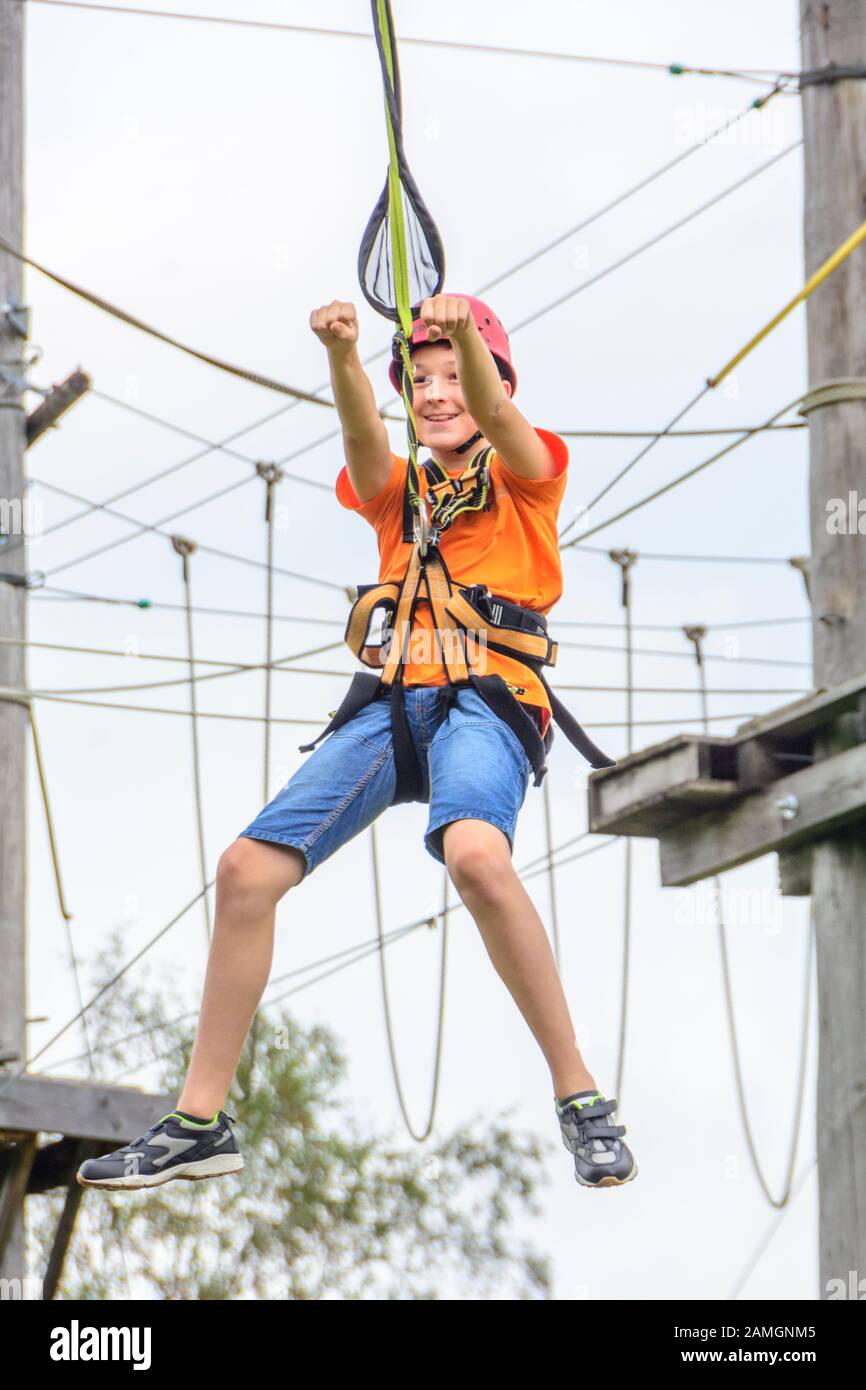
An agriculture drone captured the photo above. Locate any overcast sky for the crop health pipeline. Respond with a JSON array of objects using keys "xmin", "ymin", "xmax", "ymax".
[{"xmin": 15, "ymin": 0, "xmax": 819, "ymax": 1300}]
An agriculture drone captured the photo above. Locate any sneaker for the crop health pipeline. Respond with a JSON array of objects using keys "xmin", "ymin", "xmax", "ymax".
[
  {"xmin": 76, "ymin": 1110, "xmax": 244, "ymax": 1191},
  {"xmin": 555, "ymin": 1090, "xmax": 638, "ymax": 1188}
]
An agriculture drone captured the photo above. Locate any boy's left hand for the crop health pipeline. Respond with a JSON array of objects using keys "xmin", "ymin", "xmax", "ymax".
[{"xmin": 419, "ymin": 295, "xmax": 475, "ymax": 343}]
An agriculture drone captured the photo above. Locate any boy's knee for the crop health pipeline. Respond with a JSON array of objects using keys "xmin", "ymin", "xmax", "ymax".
[
  {"xmin": 443, "ymin": 822, "xmax": 512, "ymax": 898},
  {"xmin": 216, "ymin": 838, "xmax": 303, "ymax": 911}
]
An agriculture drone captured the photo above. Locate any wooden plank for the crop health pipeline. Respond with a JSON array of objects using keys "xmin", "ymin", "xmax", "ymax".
[
  {"xmin": 659, "ymin": 742, "xmax": 866, "ymax": 885},
  {"xmin": 732, "ymin": 669, "xmax": 866, "ymax": 743},
  {"xmin": 588, "ymin": 737, "xmax": 739, "ymax": 835},
  {"xmin": 0, "ymin": 1075, "xmax": 176, "ymax": 1145},
  {"xmin": 778, "ymin": 844, "xmax": 813, "ymax": 897},
  {"xmin": 25, "ymin": 368, "xmax": 92, "ymax": 447}
]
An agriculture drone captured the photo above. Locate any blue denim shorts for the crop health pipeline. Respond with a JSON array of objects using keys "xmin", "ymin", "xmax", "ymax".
[{"xmin": 237, "ymin": 685, "xmax": 533, "ymax": 880}]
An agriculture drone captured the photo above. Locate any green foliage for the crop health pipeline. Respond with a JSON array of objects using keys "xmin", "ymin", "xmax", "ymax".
[{"xmin": 28, "ymin": 928, "xmax": 552, "ymax": 1300}]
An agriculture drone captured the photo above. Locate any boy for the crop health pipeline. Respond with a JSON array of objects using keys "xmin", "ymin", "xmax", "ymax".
[{"xmin": 77, "ymin": 294, "xmax": 637, "ymax": 1193}]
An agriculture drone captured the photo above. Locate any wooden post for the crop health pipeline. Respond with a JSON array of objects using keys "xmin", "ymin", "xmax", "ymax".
[
  {"xmin": 0, "ymin": 0, "xmax": 27, "ymax": 1286},
  {"xmin": 800, "ymin": 0, "xmax": 866, "ymax": 1294}
]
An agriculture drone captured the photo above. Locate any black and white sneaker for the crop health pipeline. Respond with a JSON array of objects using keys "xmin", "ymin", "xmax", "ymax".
[
  {"xmin": 76, "ymin": 1110, "xmax": 244, "ymax": 1191},
  {"xmin": 555, "ymin": 1090, "xmax": 638, "ymax": 1188}
]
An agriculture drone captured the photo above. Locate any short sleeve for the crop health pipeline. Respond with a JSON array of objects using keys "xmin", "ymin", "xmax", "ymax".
[
  {"xmin": 492, "ymin": 428, "xmax": 569, "ymax": 506},
  {"xmin": 336, "ymin": 454, "xmax": 404, "ymax": 530}
]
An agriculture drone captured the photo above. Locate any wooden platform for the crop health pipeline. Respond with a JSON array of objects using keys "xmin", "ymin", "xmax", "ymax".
[{"xmin": 587, "ymin": 670, "xmax": 866, "ymax": 888}]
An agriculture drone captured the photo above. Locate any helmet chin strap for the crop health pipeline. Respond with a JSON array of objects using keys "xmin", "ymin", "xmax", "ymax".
[{"xmin": 454, "ymin": 429, "xmax": 483, "ymax": 455}]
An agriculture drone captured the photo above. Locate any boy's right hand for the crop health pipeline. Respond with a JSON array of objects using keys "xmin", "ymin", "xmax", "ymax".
[{"xmin": 310, "ymin": 300, "xmax": 359, "ymax": 355}]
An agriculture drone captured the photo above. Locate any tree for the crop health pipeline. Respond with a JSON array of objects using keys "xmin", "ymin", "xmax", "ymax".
[{"xmin": 28, "ymin": 929, "xmax": 552, "ymax": 1300}]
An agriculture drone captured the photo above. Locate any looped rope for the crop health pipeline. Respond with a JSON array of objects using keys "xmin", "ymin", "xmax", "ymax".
[
  {"xmin": 798, "ymin": 378, "xmax": 866, "ymax": 416},
  {"xmin": 0, "ymin": 686, "xmax": 32, "ymax": 707}
]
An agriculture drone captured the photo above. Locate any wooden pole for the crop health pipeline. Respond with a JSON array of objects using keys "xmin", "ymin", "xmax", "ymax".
[
  {"xmin": 0, "ymin": 0, "xmax": 27, "ymax": 1286},
  {"xmin": 800, "ymin": 0, "xmax": 866, "ymax": 1295}
]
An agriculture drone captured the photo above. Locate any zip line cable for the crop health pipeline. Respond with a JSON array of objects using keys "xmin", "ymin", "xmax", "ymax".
[
  {"xmin": 562, "ymin": 392, "xmax": 810, "ymax": 545},
  {"xmin": 25, "ymin": 1, "xmax": 797, "ymax": 84},
  {"xmin": 562, "ymin": 208, "xmax": 866, "ymax": 544},
  {"xmin": 554, "ymin": 423, "xmax": 806, "ymax": 439},
  {"xmin": 510, "ymin": 139, "xmax": 802, "ymax": 338},
  {"xmin": 477, "ymin": 85, "xmax": 792, "ymax": 296}
]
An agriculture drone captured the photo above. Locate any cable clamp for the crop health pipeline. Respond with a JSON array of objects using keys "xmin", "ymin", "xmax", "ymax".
[
  {"xmin": 799, "ymin": 63, "xmax": 866, "ymax": 90},
  {"xmin": 0, "ymin": 569, "xmax": 43, "ymax": 589}
]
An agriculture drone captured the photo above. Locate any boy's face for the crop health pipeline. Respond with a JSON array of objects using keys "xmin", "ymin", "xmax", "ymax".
[{"xmin": 410, "ymin": 342, "xmax": 511, "ymax": 459}]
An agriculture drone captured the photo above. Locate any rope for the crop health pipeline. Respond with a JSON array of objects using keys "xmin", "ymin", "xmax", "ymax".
[
  {"xmin": 797, "ymin": 377, "xmax": 866, "ymax": 414},
  {"xmin": 28, "ymin": 706, "xmax": 73, "ymax": 924},
  {"xmin": 707, "ymin": 215, "xmax": 866, "ymax": 387},
  {"xmin": 257, "ymin": 464, "xmax": 284, "ymax": 802},
  {"xmin": 610, "ymin": 550, "xmax": 639, "ymax": 1106},
  {"xmin": 171, "ymin": 537, "xmax": 211, "ymax": 945},
  {"xmin": 28, "ymin": 705, "xmax": 98, "ymax": 1082},
  {"xmin": 684, "ymin": 625, "xmax": 813, "ymax": 1209},
  {"xmin": 541, "ymin": 777, "xmax": 561, "ymax": 972},
  {"xmin": 369, "ymin": 821, "xmax": 448, "ymax": 1143},
  {"xmin": 29, "ymin": 2, "xmax": 796, "ymax": 83},
  {"xmin": 0, "ymin": 230, "xmax": 338, "ymax": 407}
]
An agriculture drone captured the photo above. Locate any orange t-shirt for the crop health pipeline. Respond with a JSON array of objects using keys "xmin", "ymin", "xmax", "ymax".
[{"xmin": 336, "ymin": 427, "xmax": 569, "ymax": 737}]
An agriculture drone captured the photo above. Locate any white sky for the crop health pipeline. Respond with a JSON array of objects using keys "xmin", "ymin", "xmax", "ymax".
[{"xmin": 17, "ymin": 0, "xmax": 820, "ymax": 1300}]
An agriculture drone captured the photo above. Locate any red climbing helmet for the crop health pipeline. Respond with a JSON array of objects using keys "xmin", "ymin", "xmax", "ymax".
[{"xmin": 388, "ymin": 293, "xmax": 517, "ymax": 396}]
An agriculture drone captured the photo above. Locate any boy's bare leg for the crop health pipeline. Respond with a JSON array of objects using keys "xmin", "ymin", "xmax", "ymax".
[
  {"xmin": 176, "ymin": 838, "xmax": 306, "ymax": 1117},
  {"xmin": 442, "ymin": 820, "xmax": 598, "ymax": 1101}
]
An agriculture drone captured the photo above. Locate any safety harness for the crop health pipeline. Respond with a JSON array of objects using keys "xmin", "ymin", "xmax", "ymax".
[{"xmin": 298, "ymin": 449, "xmax": 617, "ymax": 804}]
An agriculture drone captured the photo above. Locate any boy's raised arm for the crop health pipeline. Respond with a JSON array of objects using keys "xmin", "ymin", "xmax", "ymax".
[{"xmin": 311, "ymin": 300, "xmax": 393, "ymax": 504}]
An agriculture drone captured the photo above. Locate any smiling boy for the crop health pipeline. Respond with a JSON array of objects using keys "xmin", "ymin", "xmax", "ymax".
[{"xmin": 77, "ymin": 294, "xmax": 636, "ymax": 1194}]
